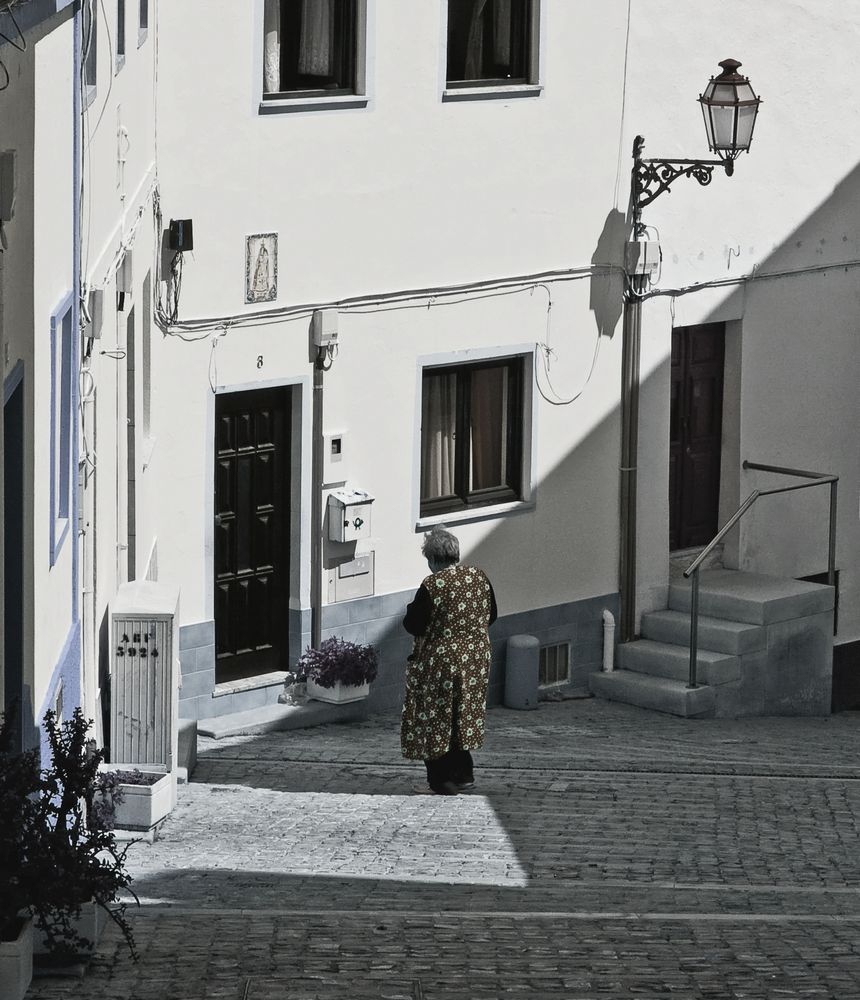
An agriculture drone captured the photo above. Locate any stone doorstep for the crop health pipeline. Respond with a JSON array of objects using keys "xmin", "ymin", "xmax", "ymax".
[
  {"xmin": 197, "ymin": 699, "xmax": 369, "ymax": 739},
  {"xmin": 589, "ymin": 669, "xmax": 716, "ymax": 718},
  {"xmin": 669, "ymin": 569, "xmax": 834, "ymax": 626},
  {"xmin": 618, "ymin": 640, "xmax": 740, "ymax": 687},
  {"xmin": 641, "ymin": 609, "xmax": 766, "ymax": 656}
]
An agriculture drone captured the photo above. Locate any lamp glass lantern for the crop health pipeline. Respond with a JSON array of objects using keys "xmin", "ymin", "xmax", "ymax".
[{"xmin": 699, "ymin": 58, "xmax": 761, "ymax": 172}]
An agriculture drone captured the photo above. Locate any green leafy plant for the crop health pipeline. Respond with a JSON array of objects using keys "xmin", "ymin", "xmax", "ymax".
[
  {"xmin": 0, "ymin": 707, "xmax": 42, "ymax": 942},
  {"xmin": 297, "ymin": 636, "xmax": 379, "ymax": 689},
  {"xmin": 29, "ymin": 709, "xmax": 139, "ymax": 961}
]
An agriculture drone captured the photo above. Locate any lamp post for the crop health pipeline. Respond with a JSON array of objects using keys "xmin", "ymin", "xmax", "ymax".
[{"xmin": 618, "ymin": 59, "xmax": 761, "ymax": 644}]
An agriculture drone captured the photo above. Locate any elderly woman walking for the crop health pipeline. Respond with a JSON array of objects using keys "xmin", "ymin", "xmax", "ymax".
[{"xmin": 401, "ymin": 527, "xmax": 497, "ymax": 795}]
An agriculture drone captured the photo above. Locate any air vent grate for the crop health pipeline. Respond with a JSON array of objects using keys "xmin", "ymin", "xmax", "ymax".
[{"xmin": 539, "ymin": 642, "xmax": 570, "ymax": 687}]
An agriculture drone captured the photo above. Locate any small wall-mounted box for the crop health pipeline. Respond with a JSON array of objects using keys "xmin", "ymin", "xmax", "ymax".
[
  {"xmin": 84, "ymin": 288, "xmax": 104, "ymax": 340},
  {"xmin": 328, "ymin": 488, "xmax": 374, "ymax": 543},
  {"xmin": 0, "ymin": 150, "xmax": 16, "ymax": 222},
  {"xmin": 312, "ymin": 308, "xmax": 338, "ymax": 348},
  {"xmin": 624, "ymin": 239, "xmax": 661, "ymax": 278},
  {"xmin": 323, "ymin": 430, "xmax": 347, "ymax": 485}
]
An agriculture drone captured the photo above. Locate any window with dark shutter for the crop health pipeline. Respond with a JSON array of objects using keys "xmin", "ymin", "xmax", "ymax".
[{"xmin": 420, "ymin": 357, "xmax": 525, "ymax": 516}]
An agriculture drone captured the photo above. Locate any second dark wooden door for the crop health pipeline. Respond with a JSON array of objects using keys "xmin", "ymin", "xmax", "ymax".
[
  {"xmin": 215, "ymin": 387, "xmax": 291, "ymax": 683},
  {"xmin": 669, "ymin": 323, "xmax": 725, "ymax": 550}
]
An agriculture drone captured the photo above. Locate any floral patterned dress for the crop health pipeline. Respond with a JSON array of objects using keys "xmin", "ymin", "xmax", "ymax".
[{"xmin": 400, "ymin": 564, "xmax": 494, "ymax": 761}]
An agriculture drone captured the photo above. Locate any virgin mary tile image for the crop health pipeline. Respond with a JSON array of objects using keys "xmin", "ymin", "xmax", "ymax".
[{"xmin": 245, "ymin": 233, "xmax": 278, "ymax": 304}]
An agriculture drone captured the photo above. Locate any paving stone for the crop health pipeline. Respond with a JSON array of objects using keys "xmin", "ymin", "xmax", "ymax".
[{"xmin": 27, "ymin": 700, "xmax": 860, "ymax": 999}]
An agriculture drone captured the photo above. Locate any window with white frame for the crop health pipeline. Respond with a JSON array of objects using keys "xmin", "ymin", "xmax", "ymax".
[
  {"xmin": 116, "ymin": 0, "xmax": 126, "ymax": 69},
  {"xmin": 263, "ymin": 0, "xmax": 361, "ymax": 98},
  {"xmin": 83, "ymin": 0, "xmax": 98, "ymax": 104},
  {"xmin": 446, "ymin": 0, "xmax": 535, "ymax": 88},
  {"xmin": 50, "ymin": 297, "xmax": 74, "ymax": 565},
  {"xmin": 138, "ymin": 0, "xmax": 149, "ymax": 45},
  {"xmin": 420, "ymin": 356, "xmax": 525, "ymax": 517}
]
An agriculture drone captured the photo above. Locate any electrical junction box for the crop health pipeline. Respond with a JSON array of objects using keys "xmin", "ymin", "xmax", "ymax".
[
  {"xmin": 327, "ymin": 551, "xmax": 375, "ymax": 603},
  {"xmin": 312, "ymin": 308, "xmax": 338, "ymax": 348},
  {"xmin": 328, "ymin": 487, "xmax": 374, "ymax": 543},
  {"xmin": 323, "ymin": 430, "xmax": 347, "ymax": 486},
  {"xmin": 110, "ymin": 581, "xmax": 180, "ymax": 779},
  {"xmin": 625, "ymin": 239, "xmax": 661, "ymax": 278},
  {"xmin": 84, "ymin": 288, "xmax": 104, "ymax": 340},
  {"xmin": 117, "ymin": 250, "xmax": 134, "ymax": 295}
]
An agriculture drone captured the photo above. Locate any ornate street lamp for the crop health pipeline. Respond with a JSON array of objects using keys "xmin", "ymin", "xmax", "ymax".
[
  {"xmin": 699, "ymin": 59, "xmax": 762, "ymax": 173},
  {"xmin": 619, "ymin": 59, "xmax": 761, "ymax": 645}
]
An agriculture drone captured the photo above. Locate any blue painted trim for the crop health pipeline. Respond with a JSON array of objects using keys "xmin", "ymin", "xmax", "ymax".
[
  {"xmin": 49, "ymin": 291, "xmax": 74, "ymax": 567},
  {"xmin": 3, "ymin": 359, "xmax": 24, "ymax": 404},
  {"xmin": 72, "ymin": 3, "xmax": 81, "ymax": 622},
  {"xmin": 36, "ymin": 619, "xmax": 82, "ymax": 765}
]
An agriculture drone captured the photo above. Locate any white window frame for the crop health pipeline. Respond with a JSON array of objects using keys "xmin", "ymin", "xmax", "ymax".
[
  {"xmin": 440, "ymin": 0, "xmax": 544, "ymax": 103},
  {"xmin": 256, "ymin": 0, "xmax": 374, "ymax": 116},
  {"xmin": 413, "ymin": 344, "xmax": 537, "ymax": 531},
  {"xmin": 82, "ymin": 0, "xmax": 98, "ymax": 108},
  {"xmin": 115, "ymin": 0, "xmax": 126, "ymax": 72},
  {"xmin": 138, "ymin": 0, "xmax": 149, "ymax": 47},
  {"xmin": 50, "ymin": 293, "xmax": 74, "ymax": 567}
]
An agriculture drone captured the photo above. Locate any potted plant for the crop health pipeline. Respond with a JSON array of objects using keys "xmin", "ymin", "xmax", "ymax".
[
  {"xmin": 299, "ymin": 637, "xmax": 379, "ymax": 704},
  {"xmin": 29, "ymin": 709, "xmax": 139, "ymax": 964},
  {"xmin": 95, "ymin": 766, "xmax": 174, "ymax": 832},
  {"xmin": 0, "ymin": 708, "xmax": 40, "ymax": 1000}
]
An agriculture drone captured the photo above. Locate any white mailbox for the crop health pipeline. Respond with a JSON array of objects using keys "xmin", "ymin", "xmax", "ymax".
[{"xmin": 328, "ymin": 488, "xmax": 374, "ymax": 543}]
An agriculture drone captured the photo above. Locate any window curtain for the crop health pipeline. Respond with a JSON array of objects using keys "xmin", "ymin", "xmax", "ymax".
[
  {"xmin": 263, "ymin": 0, "xmax": 280, "ymax": 93},
  {"xmin": 470, "ymin": 368, "xmax": 506, "ymax": 491},
  {"xmin": 421, "ymin": 374, "xmax": 457, "ymax": 500},
  {"xmin": 464, "ymin": 0, "xmax": 514, "ymax": 78},
  {"xmin": 298, "ymin": 0, "xmax": 335, "ymax": 77},
  {"xmin": 464, "ymin": 0, "xmax": 489, "ymax": 79}
]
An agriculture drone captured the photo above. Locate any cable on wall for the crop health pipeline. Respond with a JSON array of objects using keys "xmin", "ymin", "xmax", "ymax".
[{"xmin": 0, "ymin": 2, "xmax": 26, "ymax": 92}]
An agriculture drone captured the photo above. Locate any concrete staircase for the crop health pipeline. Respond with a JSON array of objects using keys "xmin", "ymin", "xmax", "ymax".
[{"xmin": 590, "ymin": 569, "xmax": 835, "ymax": 718}]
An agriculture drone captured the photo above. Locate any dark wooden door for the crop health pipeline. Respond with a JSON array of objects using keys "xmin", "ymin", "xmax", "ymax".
[
  {"xmin": 215, "ymin": 387, "xmax": 291, "ymax": 683},
  {"xmin": 4, "ymin": 378, "xmax": 24, "ymax": 749},
  {"xmin": 669, "ymin": 323, "xmax": 725, "ymax": 550}
]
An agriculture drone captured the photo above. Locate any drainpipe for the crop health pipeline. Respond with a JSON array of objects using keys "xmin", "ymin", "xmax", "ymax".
[
  {"xmin": 619, "ymin": 274, "xmax": 645, "ymax": 643},
  {"xmin": 602, "ymin": 609, "xmax": 616, "ymax": 672},
  {"xmin": 310, "ymin": 351, "xmax": 325, "ymax": 650}
]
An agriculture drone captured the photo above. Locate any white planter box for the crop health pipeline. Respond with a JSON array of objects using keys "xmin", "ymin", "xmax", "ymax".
[
  {"xmin": 307, "ymin": 679, "xmax": 370, "ymax": 704},
  {"xmin": 35, "ymin": 899, "xmax": 108, "ymax": 955},
  {"xmin": 99, "ymin": 768, "xmax": 175, "ymax": 830},
  {"xmin": 0, "ymin": 917, "xmax": 33, "ymax": 1000}
]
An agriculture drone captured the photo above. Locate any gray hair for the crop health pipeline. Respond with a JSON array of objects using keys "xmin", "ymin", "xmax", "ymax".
[{"xmin": 421, "ymin": 526, "xmax": 460, "ymax": 567}]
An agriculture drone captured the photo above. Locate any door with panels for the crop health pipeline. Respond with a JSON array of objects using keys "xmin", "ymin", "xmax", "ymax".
[{"xmin": 214, "ymin": 387, "xmax": 291, "ymax": 683}]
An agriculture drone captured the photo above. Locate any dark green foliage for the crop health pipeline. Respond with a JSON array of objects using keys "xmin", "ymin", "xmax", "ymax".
[
  {"xmin": 0, "ymin": 708, "xmax": 42, "ymax": 941},
  {"xmin": 1, "ymin": 707, "xmax": 140, "ymax": 961}
]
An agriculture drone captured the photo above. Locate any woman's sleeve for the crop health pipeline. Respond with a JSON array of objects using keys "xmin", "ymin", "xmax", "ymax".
[
  {"xmin": 403, "ymin": 585, "xmax": 433, "ymax": 636},
  {"xmin": 488, "ymin": 579, "xmax": 498, "ymax": 626}
]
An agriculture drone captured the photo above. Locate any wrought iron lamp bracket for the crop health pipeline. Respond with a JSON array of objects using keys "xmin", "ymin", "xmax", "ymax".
[{"xmin": 631, "ymin": 136, "xmax": 728, "ymax": 237}]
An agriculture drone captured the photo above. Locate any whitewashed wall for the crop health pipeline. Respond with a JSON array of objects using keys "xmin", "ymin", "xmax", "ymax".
[
  {"xmin": 80, "ymin": 0, "xmax": 158, "ymax": 721},
  {"xmin": 626, "ymin": 1, "xmax": 860, "ymax": 638},
  {"xmin": 153, "ymin": 1, "xmax": 632, "ymax": 630}
]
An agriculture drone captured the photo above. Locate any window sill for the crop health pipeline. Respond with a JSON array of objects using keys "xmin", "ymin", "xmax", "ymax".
[
  {"xmin": 83, "ymin": 83, "xmax": 97, "ymax": 111},
  {"xmin": 212, "ymin": 671, "xmax": 287, "ymax": 698},
  {"xmin": 138, "ymin": 28, "xmax": 148, "ymax": 48},
  {"xmin": 142, "ymin": 435, "xmax": 156, "ymax": 472},
  {"xmin": 259, "ymin": 94, "xmax": 369, "ymax": 116},
  {"xmin": 416, "ymin": 499, "xmax": 535, "ymax": 532},
  {"xmin": 442, "ymin": 84, "xmax": 543, "ymax": 104},
  {"xmin": 115, "ymin": 54, "xmax": 125, "ymax": 75}
]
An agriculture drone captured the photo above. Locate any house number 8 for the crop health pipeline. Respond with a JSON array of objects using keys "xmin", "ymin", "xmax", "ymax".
[{"xmin": 256, "ymin": 355, "xmax": 264, "ymax": 369}]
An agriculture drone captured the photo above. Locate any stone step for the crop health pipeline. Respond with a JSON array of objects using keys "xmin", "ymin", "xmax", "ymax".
[
  {"xmin": 669, "ymin": 569, "xmax": 834, "ymax": 625},
  {"xmin": 197, "ymin": 699, "xmax": 367, "ymax": 739},
  {"xmin": 589, "ymin": 670, "xmax": 715, "ymax": 718},
  {"xmin": 618, "ymin": 640, "xmax": 740, "ymax": 686},
  {"xmin": 641, "ymin": 609, "xmax": 766, "ymax": 655}
]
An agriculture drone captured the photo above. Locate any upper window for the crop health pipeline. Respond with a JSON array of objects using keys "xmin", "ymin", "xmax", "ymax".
[
  {"xmin": 50, "ymin": 296, "xmax": 74, "ymax": 565},
  {"xmin": 446, "ymin": 0, "xmax": 533, "ymax": 88},
  {"xmin": 138, "ymin": 0, "xmax": 149, "ymax": 45},
  {"xmin": 420, "ymin": 357, "xmax": 524, "ymax": 517},
  {"xmin": 263, "ymin": 0, "xmax": 358, "ymax": 98},
  {"xmin": 116, "ymin": 0, "xmax": 126, "ymax": 70},
  {"xmin": 83, "ymin": 0, "xmax": 98, "ymax": 103}
]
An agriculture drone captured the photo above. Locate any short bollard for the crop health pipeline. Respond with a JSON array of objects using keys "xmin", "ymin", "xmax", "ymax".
[{"xmin": 504, "ymin": 634, "xmax": 540, "ymax": 710}]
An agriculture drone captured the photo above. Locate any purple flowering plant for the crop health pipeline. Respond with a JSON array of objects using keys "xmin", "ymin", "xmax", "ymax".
[{"xmin": 297, "ymin": 636, "xmax": 379, "ymax": 690}]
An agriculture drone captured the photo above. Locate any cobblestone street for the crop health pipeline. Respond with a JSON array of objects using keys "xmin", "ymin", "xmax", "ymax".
[{"xmin": 28, "ymin": 699, "xmax": 860, "ymax": 999}]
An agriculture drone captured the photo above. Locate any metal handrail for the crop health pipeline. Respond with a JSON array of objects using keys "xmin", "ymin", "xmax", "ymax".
[{"xmin": 681, "ymin": 461, "xmax": 839, "ymax": 689}]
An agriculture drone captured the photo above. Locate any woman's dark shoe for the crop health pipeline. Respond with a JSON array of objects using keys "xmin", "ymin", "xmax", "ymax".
[
  {"xmin": 430, "ymin": 781, "xmax": 461, "ymax": 795},
  {"xmin": 454, "ymin": 779, "xmax": 476, "ymax": 790}
]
